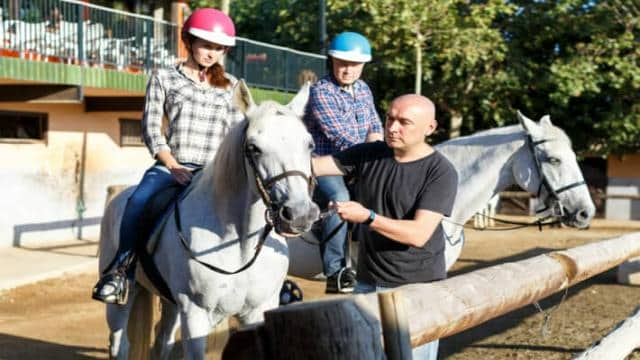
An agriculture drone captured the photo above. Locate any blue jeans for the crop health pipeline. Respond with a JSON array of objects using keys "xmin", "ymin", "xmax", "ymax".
[
  {"xmin": 112, "ymin": 164, "xmax": 181, "ymax": 277},
  {"xmin": 315, "ymin": 176, "xmax": 350, "ymax": 276},
  {"xmin": 354, "ymin": 281, "xmax": 439, "ymax": 360}
]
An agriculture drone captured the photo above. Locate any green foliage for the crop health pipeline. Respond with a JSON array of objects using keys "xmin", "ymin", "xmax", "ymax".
[
  {"xmin": 189, "ymin": 0, "xmax": 225, "ymax": 10},
  {"xmin": 230, "ymin": 0, "xmax": 639, "ymax": 155},
  {"xmin": 502, "ymin": 0, "xmax": 640, "ymax": 155}
]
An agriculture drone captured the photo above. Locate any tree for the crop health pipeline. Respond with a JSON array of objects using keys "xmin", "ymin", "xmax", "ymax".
[
  {"xmin": 228, "ymin": 0, "xmax": 639, "ymax": 154},
  {"xmin": 189, "ymin": 0, "xmax": 225, "ymax": 10},
  {"xmin": 502, "ymin": 0, "xmax": 640, "ymax": 155},
  {"xmin": 356, "ymin": 0, "xmax": 515, "ymax": 139}
]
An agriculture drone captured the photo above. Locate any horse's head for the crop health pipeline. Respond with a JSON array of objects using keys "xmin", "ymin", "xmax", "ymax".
[
  {"xmin": 232, "ymin": 80, "xmax": 320, "ymax": 235},
  {"xmin": 512, "ymin": 111, "xmax": 595, "ymax": 228}
]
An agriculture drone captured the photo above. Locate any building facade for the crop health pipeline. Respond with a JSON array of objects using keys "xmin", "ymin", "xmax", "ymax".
[{"xmin": 0, "ymin": 0, "xmax": 324, "ymax": 247}]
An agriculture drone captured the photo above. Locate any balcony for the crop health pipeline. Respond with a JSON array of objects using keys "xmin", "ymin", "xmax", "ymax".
[{"xmin": 0, "ymin": 0, "xmax": 326, "ymax": 98}]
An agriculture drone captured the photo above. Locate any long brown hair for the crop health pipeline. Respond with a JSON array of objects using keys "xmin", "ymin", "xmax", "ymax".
[{"xmin": 183, "ymin": 33, "xmax": 232, "ymax": 89}]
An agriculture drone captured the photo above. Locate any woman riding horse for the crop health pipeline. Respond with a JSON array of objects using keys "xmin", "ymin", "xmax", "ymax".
[{"xmin": 92, "ymin": 8, "xmax": 243, "ymax": 304}]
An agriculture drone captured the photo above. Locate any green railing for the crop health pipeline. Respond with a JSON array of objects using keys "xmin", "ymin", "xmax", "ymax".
[{"xmin": 1, "ymin": 0, "xmax": 326, "ymax": 92}]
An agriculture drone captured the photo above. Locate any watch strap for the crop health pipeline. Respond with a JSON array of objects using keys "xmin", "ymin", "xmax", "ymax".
[{"xmin": 363, "ymin": 209, "xmax": 376, "ymax": 225}]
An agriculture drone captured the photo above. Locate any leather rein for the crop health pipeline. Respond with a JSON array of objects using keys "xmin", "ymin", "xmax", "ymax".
[
  {"xmin": 175, "ymin": 124, "xmax": 315, "ymax": 275},
  {"xmin": 444, "ymin": 134, "xmax": 587, "ymax": 237}
]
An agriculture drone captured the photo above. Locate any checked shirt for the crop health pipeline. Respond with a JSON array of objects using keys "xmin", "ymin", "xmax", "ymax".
[
  {"xmin": 142, "ymin": 64, "xmax": 244, "ymax": 166},
  {"xmin": 304, "ymin": 75, "xmax": 383, "ymax": 156}
]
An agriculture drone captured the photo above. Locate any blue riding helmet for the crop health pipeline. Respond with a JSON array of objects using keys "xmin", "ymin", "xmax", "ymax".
[{"xmin": 328, "ymin": 32, "xmax": 372, "ymax": 63}]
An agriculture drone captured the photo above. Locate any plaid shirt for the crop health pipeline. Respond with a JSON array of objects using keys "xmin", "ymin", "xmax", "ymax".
[
  {"xmin": 303, "ymin": 75, "xmax": 383, "ymax": 156},
  {"xmin": 141, "ymin": 64, "xmax": 244, "ymax": 166}
]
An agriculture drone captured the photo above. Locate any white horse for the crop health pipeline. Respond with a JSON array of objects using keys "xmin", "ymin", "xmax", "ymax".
[
  {"xmin": 288, "ymin": 111, "xmax": 596, "ymax": 278},
  {"xmin": 98, "ymin": 81, "xmax": 318, "ymax": 359}
]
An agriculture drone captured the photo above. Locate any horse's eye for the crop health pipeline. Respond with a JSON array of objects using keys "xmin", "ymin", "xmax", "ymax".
[
  {"xmin": 247, "ymin": 144, "xmax": 262, "ymax": 157},
  {"xmin": 548, "ymin": 157, "xmax": 561, "ymax": 165},
  {"xmin": 308, "ymin": 141, "xmax": 315, "ymax": 151}
]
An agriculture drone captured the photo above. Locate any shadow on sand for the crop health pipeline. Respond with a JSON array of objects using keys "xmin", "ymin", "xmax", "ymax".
[{"xmin": 0, "ymin": 333, "xmax": 107, "ymax": 360}]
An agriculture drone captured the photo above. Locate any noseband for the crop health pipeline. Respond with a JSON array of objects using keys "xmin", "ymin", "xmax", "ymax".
[{"xmin": 527, "ymin": 135, "xmax": 586, "ymax": 219}]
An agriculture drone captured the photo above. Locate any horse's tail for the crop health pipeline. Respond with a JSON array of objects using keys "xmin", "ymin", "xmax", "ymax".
[{"xmin": 127, "ymin": 286, "xmax": 156, "ymax": 359}]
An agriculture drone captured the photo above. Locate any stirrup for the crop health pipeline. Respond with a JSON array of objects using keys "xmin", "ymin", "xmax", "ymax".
[{"xmin": 92, "ymin": 272, "xmax": 129, "ymax": 305}]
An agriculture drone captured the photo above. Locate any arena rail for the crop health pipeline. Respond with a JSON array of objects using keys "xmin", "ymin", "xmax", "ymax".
[
  {"xmin": 222, "ymin": 232, "xmax": 640, "ymax": 360},
  {"xmin": 573, "ymin": 305, "xmax": 640, "ymax": 360}
]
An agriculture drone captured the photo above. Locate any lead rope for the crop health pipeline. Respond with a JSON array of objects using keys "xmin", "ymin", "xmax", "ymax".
[
  {"xmin": 299, "ymin": 207, "xmax": 347, "ymax": 246},
  {"xmin": 532, "ymin": 287, "xmax": 569, "ymax": 338}
]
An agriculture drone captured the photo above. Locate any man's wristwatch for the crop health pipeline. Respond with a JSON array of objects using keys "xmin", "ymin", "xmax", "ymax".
[{"xmin": 363, "ymin": 209, "xmax": 376, "ymax": 225}]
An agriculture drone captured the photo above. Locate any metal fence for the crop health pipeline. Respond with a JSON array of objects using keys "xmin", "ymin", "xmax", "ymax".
[
  {"xmin": 0, "ymin": 0, "xmax": 326, "ymax": 91},
  {"xmin": 0, "ymin": 0, "xmax": 178, "ymax": 71},
  {"xmin": 228, "ymin": 38, "xmax": 326, "ymax": 92}
]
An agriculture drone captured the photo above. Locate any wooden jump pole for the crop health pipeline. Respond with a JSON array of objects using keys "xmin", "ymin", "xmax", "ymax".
[
  {"xmin": 573, "ymin": 306, "xmax": 640, "ymax": 360},
  {"xmin": 378, "ymin": 291, "xmax": 412, "ymax": 360},
  {"xmin": 404, "ymin": 232, "xmax": 640, "ymax": 347},
  {"xmin": 223, "ymin": 233, "xmax": 640, "ymax": 358}
]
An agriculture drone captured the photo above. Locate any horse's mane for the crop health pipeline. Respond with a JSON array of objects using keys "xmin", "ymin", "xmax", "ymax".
[
  {"xmin": 202, "ymin": 101, "xmax": 303, "ymax": 200},
  {"xmin": 207, "ymin": 118, "xmax": 249, "ymax": 199},
  {"xmin": 437, "ymin": 123, "xmax": 571, "ymax": 148},
  {"xmin": 248, "ymin": 100, "xmax": 297, "ymax": 119}
]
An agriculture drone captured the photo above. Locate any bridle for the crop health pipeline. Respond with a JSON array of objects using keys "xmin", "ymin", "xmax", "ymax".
[
  {"xmin": 243, "ymin": 136, "xmax": 316, "ymax": 231},
  {"xmin": 176, "ymin": 123, "xmax": 315, "ymax": 275},
  {"xmin": 443, "ymin": 134, "xmax": 588, "ymax": 242},
  {"xmin": 527, "ymin": 135, "xmax": 586, "ymax": 219}
]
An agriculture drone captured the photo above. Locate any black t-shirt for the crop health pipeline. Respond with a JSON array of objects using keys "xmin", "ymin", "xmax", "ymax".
[{"xmin": 333, "ymin": 141, "xmax": 458, "ymax": 287}]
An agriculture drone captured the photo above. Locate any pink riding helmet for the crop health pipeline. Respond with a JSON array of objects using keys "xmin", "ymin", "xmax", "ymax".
[{"xmin": 183, "ymin": 8, "xmax": 236, "ymax": 47}]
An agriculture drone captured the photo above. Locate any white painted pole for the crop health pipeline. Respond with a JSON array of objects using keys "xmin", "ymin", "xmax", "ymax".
[
  {"xmin": 617, "ymin": 256, "xmax": 640, "ymax": 285},
  {"xmin": 574, "ymin": 306, "xmax": 640, "ymax": 360}
]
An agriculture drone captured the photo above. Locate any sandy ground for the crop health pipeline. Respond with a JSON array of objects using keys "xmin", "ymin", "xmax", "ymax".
[{"xmin": 1, "ymin": 219, "xmax": 639, "ymax": 359}]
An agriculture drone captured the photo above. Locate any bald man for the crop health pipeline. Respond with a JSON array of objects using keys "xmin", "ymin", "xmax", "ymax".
[{"xmin": 312, "ymin": 94, "xmax": 458, "ymax": 359}]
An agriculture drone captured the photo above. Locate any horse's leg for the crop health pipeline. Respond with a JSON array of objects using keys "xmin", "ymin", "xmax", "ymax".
[
  {"xmin": 179, "ymin": 303, "xmax": 217, "ymax": 360},
  {"xmin": 237, "ymin": 292, "xmax": 279, "ymax": 326},
  {"xmin": 106, "ymin": 286, "xmax": 137, "ymax": 360},
  {"xmin": 151, "ymin": 298, "xmax": 181, "ymax": 360}
]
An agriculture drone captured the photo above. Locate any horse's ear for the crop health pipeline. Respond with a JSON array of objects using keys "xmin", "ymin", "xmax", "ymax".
[
  {"xmin": 517, "ymin": 110, "xmax": 540, "ymax": 136},
  {"xmin": 232, "ymin": 79, "xmax": 255, "ymax": 115},
  {"xmin": 287, "ymin": 82, "xmax": 311, "ymax": 118},
  {"xmin": 539, "ymin": 115, "xmax": 553, "ymax": 127}
]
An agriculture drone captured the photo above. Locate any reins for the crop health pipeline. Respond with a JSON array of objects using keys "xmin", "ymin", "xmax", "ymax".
[
  {"xmin": 444, "ymin": 134, "xmax": 588, "ymax": 239},
  {"xmin": 174, "ymin": 122, "xmax": 315, "ymax": 275},
  {"xmin": 443, "ymin": 214, "xmax": 560, "ymax": 232},
  {"xmin": 175, "ymin": 198, "xmax": 273, "ymax": 275}
]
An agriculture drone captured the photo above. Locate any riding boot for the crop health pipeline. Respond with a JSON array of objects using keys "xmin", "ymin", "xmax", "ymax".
[{"xmin": 91, "ymin": 251, "xmax": 134, "ymax": 305}]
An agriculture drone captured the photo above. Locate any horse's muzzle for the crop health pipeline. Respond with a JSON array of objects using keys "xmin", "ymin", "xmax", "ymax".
[
  {"xmin": 275, "ymin": 200, "xmax": 320, "ymax": 235},
  {"xmin": 562, "ymin": 206, "xmax": 594, "ymax": 229}
]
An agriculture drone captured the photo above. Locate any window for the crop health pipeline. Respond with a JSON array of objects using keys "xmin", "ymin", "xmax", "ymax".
[
  {"xmin": 119, "ymin": 118, "xmax": 144, "ymax": 146},
  {"xmin": 0, "ymin": 110, "xmax": 48, "ymax": 143}
]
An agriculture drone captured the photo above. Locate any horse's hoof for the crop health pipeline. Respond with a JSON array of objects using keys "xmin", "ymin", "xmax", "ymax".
[{"xmin": 279, "ymin": 279, "xmax": 303, "ymax": 305}]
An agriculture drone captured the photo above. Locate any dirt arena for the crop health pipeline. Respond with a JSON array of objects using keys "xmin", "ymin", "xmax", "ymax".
[{"xmin": 1, "ymin": 218, "xmax": 639, "ymax": 359}]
